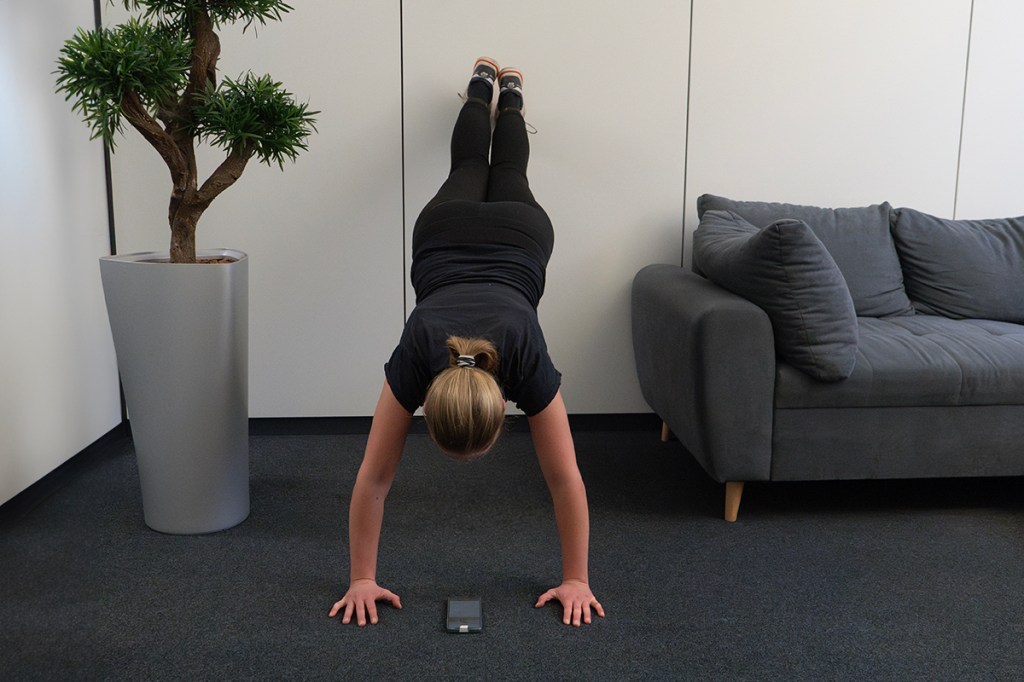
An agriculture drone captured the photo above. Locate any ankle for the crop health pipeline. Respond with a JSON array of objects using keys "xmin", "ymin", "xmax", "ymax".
[
  {"xmin": 497, "ymin": 90, "xmax": 523, "ymax": 111},
  {"xmin": 466, "ymin": 79, "xmax": 492, "ymax": 104},
  {"xmin": 497, "ymin": 67, "xmax": 524, "ymax": 115}
]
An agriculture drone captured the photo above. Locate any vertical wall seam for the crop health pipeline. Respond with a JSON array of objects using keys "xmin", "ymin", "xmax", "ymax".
[
  {"xmin": 399, "ymin": 0, "xmax": 408, "ymax": 321},
  {"xmin": 94, "ymin": 0, "xmax": 126, "ymax": 424},
  {"xmin": 94, "ymin": 0, "xmax": 117, "ymax": 257},
  {"xmin": 680, "ymin": 0, "xmax": 695, "ymax": 267},
  {"xmin": 953, "ymin": 0, "xmax": 975, "ymax": 219}
]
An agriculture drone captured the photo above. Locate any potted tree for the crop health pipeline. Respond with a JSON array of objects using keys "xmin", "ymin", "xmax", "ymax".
[{"xmin": 55, "ymin": 0, "xmax": 317, "ymax": 534}]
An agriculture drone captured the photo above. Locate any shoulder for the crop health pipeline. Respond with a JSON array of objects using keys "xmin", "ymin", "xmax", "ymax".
[
  {"xmin": 385, "ymin": 308, "xmax": 449, "ymax": 413},
  {"xmin": 497, "ymin": 306, "xmax": 560, "ymax": 415}
]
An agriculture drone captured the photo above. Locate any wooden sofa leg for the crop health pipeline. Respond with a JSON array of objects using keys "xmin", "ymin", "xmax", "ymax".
[
  {"xmin": 660, "ymin": 421, "xmax": 671, "ymax": 442},
  {"xmin": 724, "ymin": 481, "xmax": 744, "ymax": 522}
]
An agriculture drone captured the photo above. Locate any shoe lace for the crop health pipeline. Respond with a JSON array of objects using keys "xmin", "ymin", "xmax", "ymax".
[{"xmin": 455, "ymin": 93, "xmax": 537, "ymax": 134}]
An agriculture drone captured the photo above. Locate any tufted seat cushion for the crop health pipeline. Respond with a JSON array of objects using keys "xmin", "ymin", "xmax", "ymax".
[{"xmin": 776, "ymin": 315, "xmax": 1024, "ymax": 408}]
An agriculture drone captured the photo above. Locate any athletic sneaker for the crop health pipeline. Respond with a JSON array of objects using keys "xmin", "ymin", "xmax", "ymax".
[
  {"xmin": 462, "ymin": 56, "xmax": 500, "ymax": 108},
  {"xmin": 497, "ymin": 67, "xmax": 524, "ymax": 114},
  {"xmin": 470, "ymin": 57, "xmax": 500, "ymax": 88}
]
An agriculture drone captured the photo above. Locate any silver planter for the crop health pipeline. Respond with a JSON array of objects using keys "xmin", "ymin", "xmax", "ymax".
[{"xmin": 99, "ymin": 249, "xmax": 249, "ymax": 534}]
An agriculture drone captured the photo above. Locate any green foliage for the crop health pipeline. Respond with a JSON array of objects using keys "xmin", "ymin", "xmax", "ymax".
[
  {"xmin": 120, "ymin": 0, "xmax": 293, "ymax": 31},
  {"xmin": 55, "ymin": 0, "xmax": 316, "ymax": 261},
  {"xmin": 193, "ymin": 73, "xmax": 318, "ymax": 168},
  {"xmin": 55, "ymin": 18, "xmax": 190, "ymax": 145}
]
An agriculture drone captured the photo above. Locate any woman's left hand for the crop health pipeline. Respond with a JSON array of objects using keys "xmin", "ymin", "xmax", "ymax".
[{"xmin": 535, "ymin": 579, "xmax": 605, "ymax": 626}]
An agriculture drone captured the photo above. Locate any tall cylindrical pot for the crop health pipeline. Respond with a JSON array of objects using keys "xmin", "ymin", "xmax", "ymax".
[{"xmin": 99, "ymin": 249, "xmax": 249, "ymax": 534}]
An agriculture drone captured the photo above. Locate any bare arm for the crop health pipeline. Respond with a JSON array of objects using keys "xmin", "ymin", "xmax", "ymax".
[
  {"xmin": 348, "ymin": 381, "xmax": 412, "ymax": 581},
  {"xmin": 329, "ymin": 380, "xmax": 412, "ymax": 625},
  {"xmin": 528, "ymin": 390, "xmax": 605, "ymax": 626}
]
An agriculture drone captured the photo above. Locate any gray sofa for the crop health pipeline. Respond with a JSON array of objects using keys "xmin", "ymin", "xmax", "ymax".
[{"xmin": 632, "ymin": 194, "xmax": 1024, "ymax": 520}]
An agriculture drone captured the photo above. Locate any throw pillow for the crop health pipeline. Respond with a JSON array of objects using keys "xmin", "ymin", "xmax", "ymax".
[
  {"xmin": 891, "ymin": 207, "xmax": 1024, "ymax": 323},
  {"xmin": 697, "ymin": 194, "xmax": 914, "ymax": 318},
  {"xmin": 693, "ymin": 210, "xmax": 859, "ymax": 382}
]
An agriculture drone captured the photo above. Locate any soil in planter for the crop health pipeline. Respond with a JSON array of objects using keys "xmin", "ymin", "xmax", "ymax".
[{"xmin": 142, "ymin": 257, "xmax": 239, "ymax": 264}]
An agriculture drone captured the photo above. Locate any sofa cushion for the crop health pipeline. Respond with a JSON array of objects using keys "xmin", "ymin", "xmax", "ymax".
[
  {"xmin": 775, "ymin": 315, "xmax": 1024, "ymax": 408},
  {"xmin": 697, "ymin": 194, "xmax": 914, "ymax": 317},
  {"xmin": 693, "ymin": 209, "xmax": 858, "ymax": 382},
  {"xmin": 891, "ymin": 208, "xmax": 1024, "ymax": 323}
]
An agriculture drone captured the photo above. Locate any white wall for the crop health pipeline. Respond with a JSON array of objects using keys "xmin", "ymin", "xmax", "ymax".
[
  {"xmin": 955, "ymin": 0, "xmax": 1024, "ymax": 219},
  {"xmin": 684, "ymin": 0, "xmax": 973, "ymax": 265},
  {"xmin": 106, "ymin": 2, "xmax": 405, "ymax": 417},
  {"xmin": 0, "ymin": 2, "xmax": 122, "ymax": 505},
  {"xmin": 110, "ymin": 0, "xmax": 689, "ymax": 417},
  {"xmin": 402, "ymin": 0, "xmax": 690, "ymax": 414}
]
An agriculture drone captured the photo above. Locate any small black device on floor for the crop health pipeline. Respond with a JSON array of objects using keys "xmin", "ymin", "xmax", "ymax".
[{"xmin": 446, "ymin": 597, "xmax": 483, "ymax": 633}]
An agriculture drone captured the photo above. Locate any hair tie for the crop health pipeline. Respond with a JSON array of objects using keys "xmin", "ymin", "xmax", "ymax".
[{"xmin": 456, "ymin": 355, "xmax": 477, "ymax": 368}]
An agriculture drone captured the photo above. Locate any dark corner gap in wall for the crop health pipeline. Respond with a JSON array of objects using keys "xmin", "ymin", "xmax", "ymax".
[
  {"xmin": 94, "ymin": 0, "xmax": 117, "ymax": 257},
  {"xmin": 399, "ymin": 0, "xmax": 409, "ymax": 322},
  {"xmin": 680, "ymin": 0, "xmax": 695, "ymax": 268},
  {"xmin": 952, "ymin": 0, "xmax": 976, "ymax": 219},
  {"xmin": 94, "ymin": 0, "xmax": 126, "ymax": 423}
]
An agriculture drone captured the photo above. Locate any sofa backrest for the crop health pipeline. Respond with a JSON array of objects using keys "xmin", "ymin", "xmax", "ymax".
[
  {"xmin": 891, "ymin": 208, "xmax": 1024, "ymax": 324},
  {"xmin": 697, "ymin": 194, "xmax": 914, "ymax": 318}
]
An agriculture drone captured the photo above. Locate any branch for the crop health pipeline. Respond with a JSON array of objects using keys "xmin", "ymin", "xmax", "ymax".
[
  {"xmin": 196, "ymin": 146, "xmax": 255, "ymax": 206},
  {"xmin": 155, "ymin": 101, "xmax": 186, "ymax": 132},
  {"xmin": 120, "ymin": 90, "xmax": 188, "ymax": 188},
  {"xmin": 185, "ymin": 7, "xmax": 221, "ymax": 105}
]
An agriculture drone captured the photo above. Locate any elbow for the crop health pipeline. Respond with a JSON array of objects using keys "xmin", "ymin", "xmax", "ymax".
[
  {"xmin": 354, "ymin": 467, "xmax": 395, "ymax": 501},
  {"xmin": 547, "ymin": 471, "xmax": 587, "ymax": 500}
]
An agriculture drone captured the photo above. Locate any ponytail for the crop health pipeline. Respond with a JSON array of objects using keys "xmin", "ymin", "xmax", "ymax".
[
  {"xmin": 446, "ymin": 336, "xmax": 499, "ymax": 374},
  {"xmin": 424, "ymin": 336, "xmax": 505, "ymax": 460}
]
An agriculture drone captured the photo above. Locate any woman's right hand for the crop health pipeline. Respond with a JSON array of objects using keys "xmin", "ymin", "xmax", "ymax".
[{"xmin": 328, "ymin": 579, "xmax": 402, "ymax": 626}]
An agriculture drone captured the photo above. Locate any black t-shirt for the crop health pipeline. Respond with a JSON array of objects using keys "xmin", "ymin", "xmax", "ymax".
[
  {"xmin": 386, "ymin": 199, "xmax": 560, "ymax": 415},
  {"xmin": 385, "ymin": 282, "xmax": 561, "ymax": 416}
]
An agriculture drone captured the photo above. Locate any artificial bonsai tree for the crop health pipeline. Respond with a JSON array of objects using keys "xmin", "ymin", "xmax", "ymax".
[{"xmin": 56, "ymin": 0, "xmax": 317, "ymax": 263}]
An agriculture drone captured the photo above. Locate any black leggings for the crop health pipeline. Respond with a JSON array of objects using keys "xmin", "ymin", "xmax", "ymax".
[
  {"xmin": 410, "ymin": 99, "xmax": 554, "ymax": 304},
  {"xmin": 412, "ymin": 98, "xmax": 554, "ymax": 271},
  {"xmin": 420, "ymin": 100, "xmax": 538, "ymax": 211}
]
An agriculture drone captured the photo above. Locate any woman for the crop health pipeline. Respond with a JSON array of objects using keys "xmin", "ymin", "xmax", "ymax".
[{"xmin": 329, "ymin": 58, "xmax": 604, "ymax": 628}]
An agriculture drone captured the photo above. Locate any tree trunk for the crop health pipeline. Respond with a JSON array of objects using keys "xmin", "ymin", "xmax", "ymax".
[
  {"xmin": 162, "ymin": 5, "xmax": 220, "ymax": 265},
  {"xmin": 169, "ymin": 201, "xmax": 202, "ymax": 263}
]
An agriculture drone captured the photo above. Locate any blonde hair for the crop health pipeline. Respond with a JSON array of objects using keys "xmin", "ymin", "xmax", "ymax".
[{"xmin": 423, "ymin": 336, "xmax": 505, "ymax": 461}]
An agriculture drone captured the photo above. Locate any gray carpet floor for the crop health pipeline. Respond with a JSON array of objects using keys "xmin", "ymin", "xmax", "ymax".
[{"xmin": 2, "ymin": 423, "xmax": 1023, "ymax": 680}]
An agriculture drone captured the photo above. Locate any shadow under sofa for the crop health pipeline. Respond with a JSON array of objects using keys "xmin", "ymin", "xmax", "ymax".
[{"xmin": 632, "ymin": 195, "xmax": 1024, "ymax": 521}]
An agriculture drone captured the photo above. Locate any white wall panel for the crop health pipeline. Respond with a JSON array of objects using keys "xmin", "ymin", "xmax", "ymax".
[
  {"xmin": 402, "ymin": 0, "xmax": 690, "ymax": 414},
  {"xmin": 955, "ymin": 0, "xmax": 1024, "ymax": 219},
  {"xmin": 0, "ymin": 2, "xmax": 122, "ymax": 504},
  {"xmin": 685, "ymin": 0, "xmax": 972, "ymax": 263},
  {"xmin": 107, "ymin": 2, "xmax": 405, "ymax": 416}
]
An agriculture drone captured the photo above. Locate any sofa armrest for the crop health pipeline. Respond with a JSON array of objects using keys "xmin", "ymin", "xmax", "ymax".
[{"xmin": 631, "ymin": 264, "xmax": 775, "ymax": 481}]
